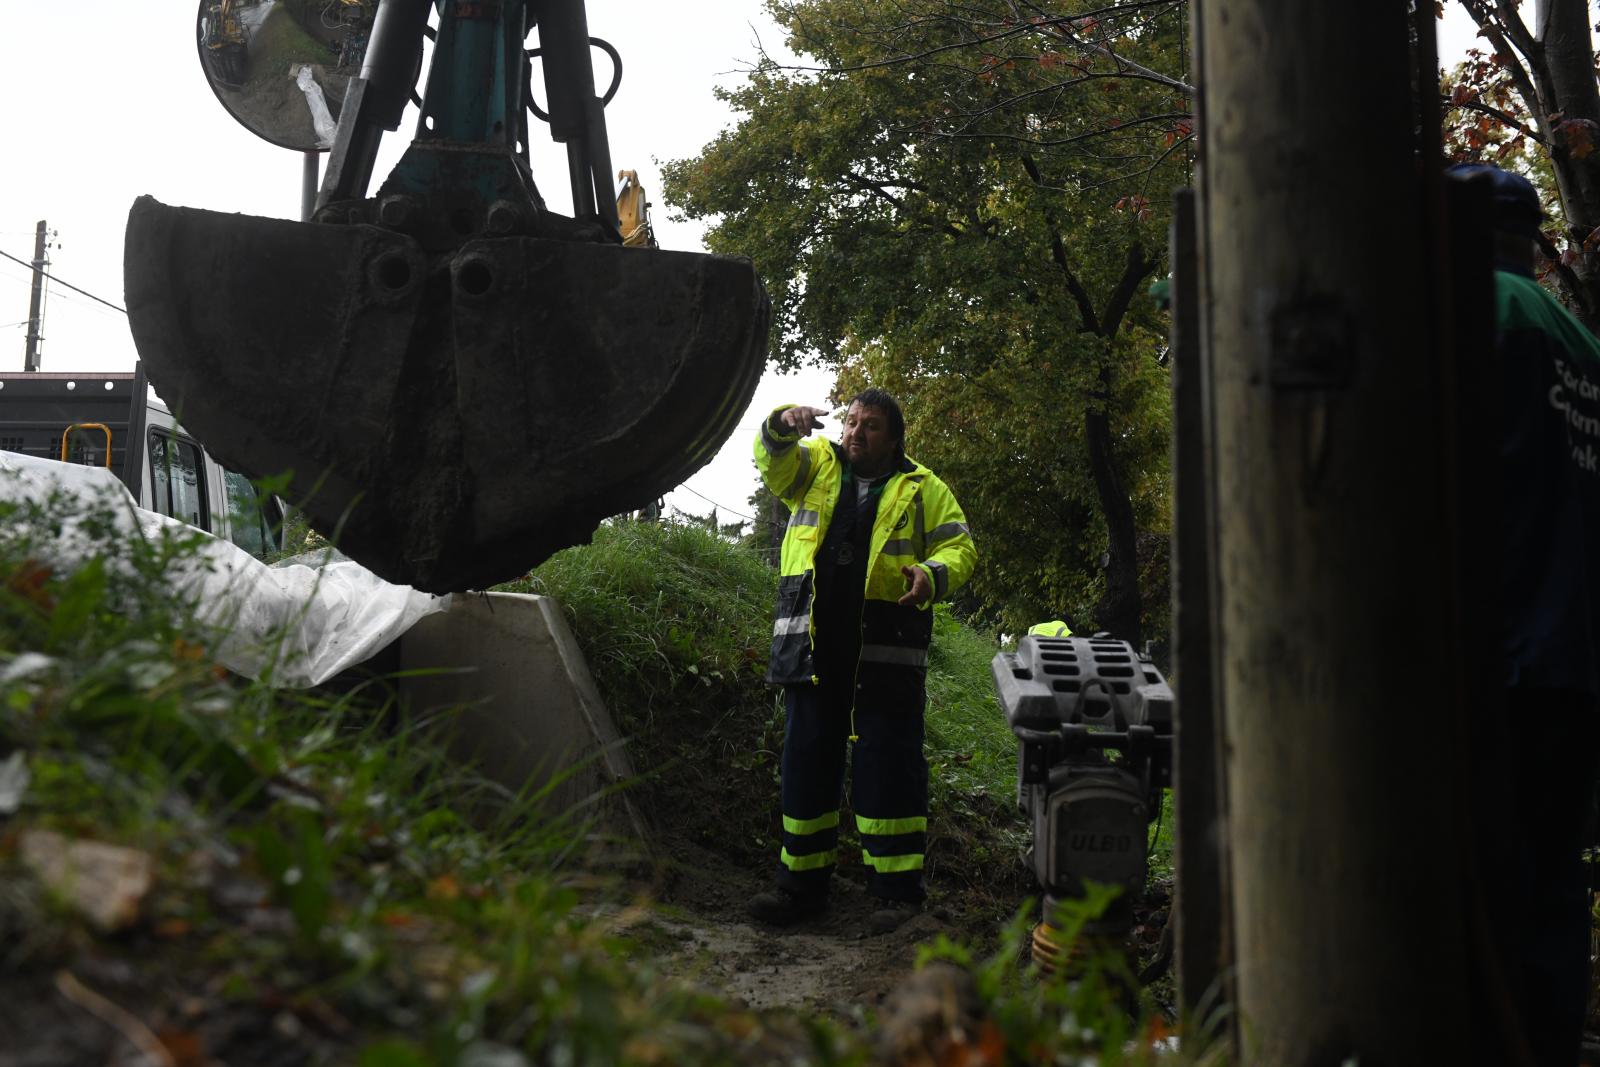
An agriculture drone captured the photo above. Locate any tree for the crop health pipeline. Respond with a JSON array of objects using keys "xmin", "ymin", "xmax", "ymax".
[
  {"xmin": 663, "ymin": 0, "xmax": 1190, "ymax": 641},
  {"xmin": 1446, "ymin": 0, "xmax": 1600, "ymax": 324},
  {"xmin": 743, "ymin": 480, "xmax": 786, "ymax": 566}
]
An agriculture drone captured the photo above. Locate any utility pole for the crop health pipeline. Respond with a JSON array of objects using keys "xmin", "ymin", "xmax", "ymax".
[
  {"xmin": 1190, "ymin": 2, "xmax": 1476, "ymax": 1061},
  {"xmin": 22, "ymin": 220, "xmax": 47, "ymax": 372}
]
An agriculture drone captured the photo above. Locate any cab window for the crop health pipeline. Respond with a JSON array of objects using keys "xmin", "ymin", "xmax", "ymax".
[
  {"xmin": 148, "ymin": 431, "xmax": 209, "ymax": 531},
  {"xmin": 222, "ymin": 469, "xmax": 283, "ymax": 559}
]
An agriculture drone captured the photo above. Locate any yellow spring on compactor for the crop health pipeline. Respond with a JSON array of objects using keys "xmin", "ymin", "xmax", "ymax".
[{"xmin": 1030, "ymin": 921, "xmax": 1129, "ymax": 979}]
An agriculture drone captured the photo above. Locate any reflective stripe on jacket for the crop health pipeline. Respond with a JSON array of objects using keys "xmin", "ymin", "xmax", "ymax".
[{"xmin": 755, "ymin": 404, "xmax": 978, "ymax": 684}]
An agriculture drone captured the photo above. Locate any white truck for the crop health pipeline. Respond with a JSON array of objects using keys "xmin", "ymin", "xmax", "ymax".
[{"xmin": 0, "ymin": 363, "xmax": 283, "ymax": 559}]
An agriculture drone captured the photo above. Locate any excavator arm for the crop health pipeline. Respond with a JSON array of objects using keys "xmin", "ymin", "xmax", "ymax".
[{"xmin": 126, "ymin": 0, "xmax": 768, "ymax": 592}]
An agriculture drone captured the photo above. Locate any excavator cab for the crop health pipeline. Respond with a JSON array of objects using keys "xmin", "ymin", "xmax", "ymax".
[{"xmin": 126, "ymin": 0, "xmax": 769, "ymax": 592}]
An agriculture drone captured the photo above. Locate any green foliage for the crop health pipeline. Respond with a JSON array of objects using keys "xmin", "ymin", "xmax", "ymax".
[
  {"xmin": 742, "ymin": 480, "xmax": 787, "ymax": 567},
  {"xmin": 255, "ymin": 809, "xmax": 335, "ymax": 947},
  {"xmin": 662, "ymin": 0, "xmax": 1186, "ymax": 639},
  {"xmin": 1, "ymin": 488, "xmax": 1189, "ymax": 1064},
  {"xmin": 916, "ymin": 886, "xmax": 1194, "ymax": 1065},
  {"xmin": 505, "ymin": 520, "xmax": 777, "ymax": 715},
  {"xmin": 924, "ymin": 606, "xmax": 1034, "ymax": 905}
]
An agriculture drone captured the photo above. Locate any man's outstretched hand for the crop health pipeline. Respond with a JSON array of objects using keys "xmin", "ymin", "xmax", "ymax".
[
  {"xmin": 775, "ymin": 405, "xmax": 828, "ymax": 437},
  {"xmin": 899, "ymin": 564, "xmax": 932, "ymax": 607}
]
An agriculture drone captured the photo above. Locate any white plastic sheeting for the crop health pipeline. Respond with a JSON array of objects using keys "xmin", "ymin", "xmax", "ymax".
[
  {"xmin": 0, "ymin": 451, "xmax": 447, "ymax": 688},
  {"xmin": 294, "ymin": 65, "xmax": 338, "ymax": 149}
]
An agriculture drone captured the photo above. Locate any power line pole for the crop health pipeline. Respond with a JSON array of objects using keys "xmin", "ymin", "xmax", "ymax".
[{"xmin": 22, "ymin": 220, "xmax": 47, "ymax": 372}]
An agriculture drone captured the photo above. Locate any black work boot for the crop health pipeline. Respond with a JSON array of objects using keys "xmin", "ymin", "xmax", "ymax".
[{"xmin": 746, "ymin": 888, "xmax": 828, "ymax": 925}]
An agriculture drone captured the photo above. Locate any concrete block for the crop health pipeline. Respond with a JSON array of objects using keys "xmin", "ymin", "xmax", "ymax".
[{"xmin": 397, "ymin": 591, "xmax": 643, "ymax": 842}]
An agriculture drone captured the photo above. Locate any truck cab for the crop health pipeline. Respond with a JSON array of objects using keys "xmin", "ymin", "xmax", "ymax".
[{"xmin": 0, "ymin": 364, "xmax": 284, "ymax": 559}]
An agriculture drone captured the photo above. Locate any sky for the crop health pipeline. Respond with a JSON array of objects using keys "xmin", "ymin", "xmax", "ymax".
[{"xmin": 0, "ymin": 3, "xmax": 1514, "ymax": 535}]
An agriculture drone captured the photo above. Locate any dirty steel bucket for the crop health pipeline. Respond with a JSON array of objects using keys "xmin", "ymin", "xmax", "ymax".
[{"xmin": 124, "ymin": 196, "xmax": 770, "ymax": 592}]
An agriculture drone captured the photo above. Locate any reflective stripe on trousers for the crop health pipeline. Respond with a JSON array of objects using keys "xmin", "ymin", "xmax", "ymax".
[{"xmin": 776, "ymin": 667, "xmax": 928, "ymax": 902}]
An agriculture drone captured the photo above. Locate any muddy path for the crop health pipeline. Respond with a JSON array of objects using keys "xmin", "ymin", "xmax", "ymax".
[{"xmin": 637, "ymin": 838, "xmax": 985, "ymax": 1015}]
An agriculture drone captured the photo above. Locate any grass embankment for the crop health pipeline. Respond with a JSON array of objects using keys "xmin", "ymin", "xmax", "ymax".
[{"xmin": 0, "ymin": 493, "xmax": 1192, "ymax": 1065}]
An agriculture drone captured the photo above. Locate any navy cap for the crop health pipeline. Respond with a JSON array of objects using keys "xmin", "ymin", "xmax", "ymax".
[{"xmin": 1445, "ymin": 163, "xmax": 1544, "ymax": 240}]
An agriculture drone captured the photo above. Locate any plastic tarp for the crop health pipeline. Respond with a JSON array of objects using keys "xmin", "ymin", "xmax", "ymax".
[
  {"xmin": 0, "ymin": 451, "xmax": 447, "ymax": 688},
  {"xmin": 294, "ymin": 65, "xmax": 338, "ymax": 149}
]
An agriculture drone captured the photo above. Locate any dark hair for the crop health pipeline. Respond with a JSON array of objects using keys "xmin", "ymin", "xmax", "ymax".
[{"xmin": 848, "ymin": 388, "xmax": 905, "ymax": 447}]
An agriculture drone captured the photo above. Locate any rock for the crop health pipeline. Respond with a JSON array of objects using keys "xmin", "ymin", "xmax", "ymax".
[{"xmin": 20, "ymin": 830, "xmax": 154, "ymax": 932}]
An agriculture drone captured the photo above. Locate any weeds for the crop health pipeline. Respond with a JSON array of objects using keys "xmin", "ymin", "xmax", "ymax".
[{"xmin": 1, "ymin": 489, "xmax": 1201, "ymax": 1065}]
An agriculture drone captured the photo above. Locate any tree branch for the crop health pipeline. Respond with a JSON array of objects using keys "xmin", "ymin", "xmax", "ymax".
[
  {"xmin": 1101, "ymin": 242, "xmax": 1157, "ymax": 338},
  {"xmin": 1031, "ymin": 20, "xmax": 1195, "ymax": 95},
  {"xmin": 910, "ymin": 108, "xmax": 1193, "ymax": 150},
  {"xmin": 1491, "ymin": 0, "xmax": 1539, "ymax": 61},
  {"xmin": 1445, "ymin": 95, "xmax": 1549, "ymax": 145},
  {"xmin": 1455, "ymin": 0, "xmax": 1547, "ymax": 140},
  {"xmin": 1019, "ymin": 154, "xmax": 1100, "ymax": 333},
  {"xmin": 839, "ymin": 171, "xmax": 967, "ymax": 238}
]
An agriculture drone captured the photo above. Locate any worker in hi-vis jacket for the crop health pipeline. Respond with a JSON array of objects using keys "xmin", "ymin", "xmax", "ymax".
[{"xmin": 746, "ymin": 388, "xmax": 977, "ymax": 932}]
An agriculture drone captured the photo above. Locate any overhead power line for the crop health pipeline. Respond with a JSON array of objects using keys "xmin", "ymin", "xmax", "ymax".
[
  {"xmin": 675, "ymin": 482, "xmax": 758, "ymax": 523},
  {"xmin": 0, "ymin": 248, "xmax": 126, "ymax": 315}
]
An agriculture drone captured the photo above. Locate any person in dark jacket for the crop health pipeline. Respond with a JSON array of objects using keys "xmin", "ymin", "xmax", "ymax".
[
  {"xmin": 746, "ymin": 389, "xmax": 977, "ymax": 930},
  {"xmin": 1451, "ymin": 162, "xmax": 1600, "ymax": 1066}
]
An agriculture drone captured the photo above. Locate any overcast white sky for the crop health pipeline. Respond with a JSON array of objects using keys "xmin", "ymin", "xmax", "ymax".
[{"xmin": 0, "ymin": 3, "xmax": 1509, "ymax": 534}]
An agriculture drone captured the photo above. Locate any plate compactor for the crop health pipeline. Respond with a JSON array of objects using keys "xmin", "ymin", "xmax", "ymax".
[
  {"xmin": 991, "ymin": 633, "xmax": 1174, "ymax": 971},
  {"xmin": 125, "ymin": 0, "xmax": 769, "ymax": 592}
]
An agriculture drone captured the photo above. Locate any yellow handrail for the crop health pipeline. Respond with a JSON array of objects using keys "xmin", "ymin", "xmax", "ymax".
[{"xmin": 60, "ymin": 422, "xmax": 113, "ymax": 468}]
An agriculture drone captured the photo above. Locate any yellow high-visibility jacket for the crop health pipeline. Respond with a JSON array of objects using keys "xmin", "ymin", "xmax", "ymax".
[
  {"xmin": 1028, "ymin": 620, "xmax": 1073, "ymax": 637},
  {"xmin": 755, "ymin": 405, "xmax": 978, "ymax": 684}
]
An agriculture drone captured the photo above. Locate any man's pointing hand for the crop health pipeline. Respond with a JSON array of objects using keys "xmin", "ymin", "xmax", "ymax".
[{"xmin": 776, "ymin": 405, "xmax": 828, "ymax": 437}]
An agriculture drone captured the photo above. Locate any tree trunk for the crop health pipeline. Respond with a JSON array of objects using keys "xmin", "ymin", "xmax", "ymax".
[
  {"xmin": 1195, "ymin": 1, "xmax": 1474, "ymax": 1061},
  {"xmin": 1529, "ymin": 0, "xmax": 1600, "ymax": 322},
  {"xmin": 1085, "ymin": 394, "xmax": 1143, "ymax": 645}
]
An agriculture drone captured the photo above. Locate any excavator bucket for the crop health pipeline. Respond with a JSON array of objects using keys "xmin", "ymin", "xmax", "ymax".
[{"xmin": 124, "ymin": 196, "xmax": 769, "ymax": 592}]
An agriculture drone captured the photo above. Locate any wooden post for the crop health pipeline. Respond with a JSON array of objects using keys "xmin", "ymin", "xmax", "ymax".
[{"xmin": 1193, "ymin": 2, "xmax": 1473, "ymax": 1061}]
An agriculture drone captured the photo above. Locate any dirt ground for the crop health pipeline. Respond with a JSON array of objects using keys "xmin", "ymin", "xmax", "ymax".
[{"xmin": 636, "ymin": 837, "xmax": 983, "ymax": 1016}]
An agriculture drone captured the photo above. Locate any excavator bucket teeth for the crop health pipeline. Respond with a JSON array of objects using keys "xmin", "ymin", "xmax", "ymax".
[{"xmin": 124, "ymin": 196, "xmax": 770, "ymax": 592}]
